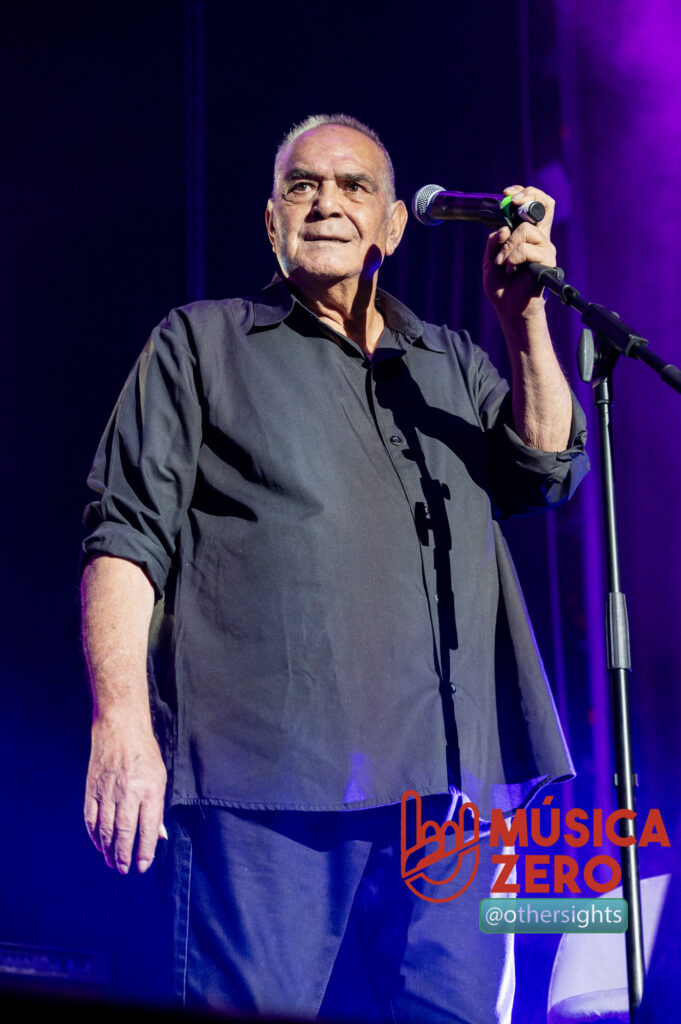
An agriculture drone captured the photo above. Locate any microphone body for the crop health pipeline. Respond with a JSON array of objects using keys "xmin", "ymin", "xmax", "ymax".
[{"xmin": 412, "ymin": 184, "xmax": 545, "ymax": 229}]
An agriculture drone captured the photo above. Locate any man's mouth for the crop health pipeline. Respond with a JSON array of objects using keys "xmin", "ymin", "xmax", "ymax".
[{"xmin": 303, "ymin": 235, "xmax": 350, "ymax": 243}]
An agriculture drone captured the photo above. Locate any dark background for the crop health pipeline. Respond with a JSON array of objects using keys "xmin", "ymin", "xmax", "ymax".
[{"xmin": 2, "ymin": 1, "xmax": 680, "ymax": 1020}]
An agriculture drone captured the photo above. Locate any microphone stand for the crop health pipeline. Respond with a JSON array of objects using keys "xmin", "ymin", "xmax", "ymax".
[{"xmin": 527, "ymin": 263, "xmax": 681, "ymax": 1020}]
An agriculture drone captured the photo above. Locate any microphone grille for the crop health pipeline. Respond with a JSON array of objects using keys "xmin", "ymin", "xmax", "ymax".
[{"xmin": 411, "ymin": 184, "xmax": 445, "ymax": 225}]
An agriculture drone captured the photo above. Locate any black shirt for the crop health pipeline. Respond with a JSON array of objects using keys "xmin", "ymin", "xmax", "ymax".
[{"xmin": 82, "ymin": 277, "xmax": 589, "ymax": 816}]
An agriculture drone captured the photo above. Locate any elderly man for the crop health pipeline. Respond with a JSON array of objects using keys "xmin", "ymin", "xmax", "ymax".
[{"xmin": 81, "ymin": 114, "xmax": 587, "ymax": 1023}]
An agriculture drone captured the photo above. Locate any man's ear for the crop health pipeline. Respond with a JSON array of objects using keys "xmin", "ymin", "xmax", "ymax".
[
  {"xmin": 386, "ymin": 200, "xmax": 408, "ymax": 256},
  {"xmin": 265, "ymin": 199, "xmax": 277, "ymax": 251}
]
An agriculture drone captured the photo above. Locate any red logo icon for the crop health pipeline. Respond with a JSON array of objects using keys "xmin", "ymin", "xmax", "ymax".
[{"xmin": 400, "ymin": 790, "xmax": 481, "ymax": 903}]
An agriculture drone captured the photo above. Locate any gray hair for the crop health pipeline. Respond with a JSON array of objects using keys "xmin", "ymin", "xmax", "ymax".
[{"xmin": 272, "ymin": 113, "xmax": 396, "ymax": 205}]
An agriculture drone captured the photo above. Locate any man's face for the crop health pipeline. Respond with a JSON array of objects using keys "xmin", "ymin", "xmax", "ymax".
[{"xmin": 266, "ymin": 125, "xmax": 407, "ymax": 290}]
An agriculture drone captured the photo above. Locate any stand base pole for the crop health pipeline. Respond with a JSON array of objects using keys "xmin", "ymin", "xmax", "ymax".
[
  {"xmin": 611, "ymin": 666, "xmax": 645, "ymax": 1017},
  {"xmin": 594, "ymin": 376, "xmax": 645, "ymax": 1019}
]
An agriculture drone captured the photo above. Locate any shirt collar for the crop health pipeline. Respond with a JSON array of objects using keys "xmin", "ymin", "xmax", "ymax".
[{"xmin": 247, "ymin": 274, "xmax": 446, "ymax": 353}]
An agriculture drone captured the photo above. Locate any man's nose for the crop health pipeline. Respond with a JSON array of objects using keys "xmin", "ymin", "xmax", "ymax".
[{"xmin": 310, "ymin": 181, "xmax": 342, "ymax": 217}]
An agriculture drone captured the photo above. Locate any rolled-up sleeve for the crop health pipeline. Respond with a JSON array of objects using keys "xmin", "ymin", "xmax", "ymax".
[
  {"xmin": 454, "ymin": 333, "xmax": 589, "ymax": 518},
  {"xmin": 81, "ymin": 309, "xmax": 203, "ymax": 597},
  {"xmin": 483, "ymin": 386, "xmax": 589, "ymax": 518}
]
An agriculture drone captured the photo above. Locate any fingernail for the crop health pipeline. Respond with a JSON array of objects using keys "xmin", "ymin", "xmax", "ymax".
[
  {"xmin": 138, "ymin": 859, "xmax": 151, "ymax": 873},
  {"xmin": 117, "ymin": 862, "xmax": 130, "ymax": 875}
]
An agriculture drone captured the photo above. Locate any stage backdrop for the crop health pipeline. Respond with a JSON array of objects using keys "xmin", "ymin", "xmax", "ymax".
[{"xmin": 2, "ymin": 2, "xmax": 680, "ymax": 1020}]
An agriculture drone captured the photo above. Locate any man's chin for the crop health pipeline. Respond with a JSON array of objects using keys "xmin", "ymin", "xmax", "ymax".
[{"xmin": 285, "ymin": 263, "xmax": 361, "ymax": 288}]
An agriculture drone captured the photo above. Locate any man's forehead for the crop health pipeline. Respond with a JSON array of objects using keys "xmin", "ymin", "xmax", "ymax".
[{"xmin": 278, "ymin": 124, "xmax": 385, "ymax": 175}]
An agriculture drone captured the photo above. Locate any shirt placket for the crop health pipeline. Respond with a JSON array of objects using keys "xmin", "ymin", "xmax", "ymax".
[{"xmin": 366, "ymin": 351, "xmax": 451, "ymax": 692}]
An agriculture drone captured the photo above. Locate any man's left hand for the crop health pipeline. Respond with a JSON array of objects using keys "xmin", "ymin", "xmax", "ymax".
[{"xmin": 482, "ymin": 185, "xmax": 556, "ymax": 324}]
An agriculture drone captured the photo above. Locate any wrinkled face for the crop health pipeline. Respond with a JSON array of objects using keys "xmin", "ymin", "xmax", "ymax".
[{"xmin": 266, "ymin": 125, "xmax": 406, "ymax": 290}]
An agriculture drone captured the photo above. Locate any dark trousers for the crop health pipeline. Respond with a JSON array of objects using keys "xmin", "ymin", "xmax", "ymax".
[{"xmin": 163, "ymin": 799, "xmax": 514, "ymax": 1023}]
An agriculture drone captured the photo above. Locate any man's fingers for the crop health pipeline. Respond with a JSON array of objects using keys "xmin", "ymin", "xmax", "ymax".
[
  {"xmin": 495, "ymin": 221, "xmax": 546, "ymax": 253},
  {"xmin": 111, "ymin": 798, "xmax": 143, "ymax": 874},
  {"xmin": 84, "ymin": 780, "xmax": 139, "ymax": 873},
  {"xmin": 136, "ymin": 799, "xmax": 165, "ymax": 873},
  {"xmin": 85, "ymin": 793, "xmax": 166, "ymax": 874},
  {"xmin": 84, "ymin": 769, "xmax": 126, "ymax": 869},
  {"xmin": 485, "ymin": 187, "xmax": 557, "ymax": 314},
  {"xmin": 503, "ymin": 185, "xmax": 555, "ymax": 233},
  {"xmin": 84, "ymin": 794, "xmax": 103, "ymax": 852},
  {"xmin": 96, "ymin": 801, "xmax": 118, "ymax": 869},
  {"xmin": 488, "ymin": 224, "xmax": 540, "ymax": 263},
  {"xmin": 503, "ymin": 241, "xmax": 556, "ymax": 269},
  {"xmin": 501, "ymin": 185, "xmax": 556, "ymax": 241},
  {"xmin": 84, "ymin": 724, "xmax": 168, "ymax": 873},
  {"xmin": 486, "ymin": 226, "xmax": 511, "ymax": 250},
  {"xmin": 492, "ymin": 225, "xmax": 556, "ymax": 270}
]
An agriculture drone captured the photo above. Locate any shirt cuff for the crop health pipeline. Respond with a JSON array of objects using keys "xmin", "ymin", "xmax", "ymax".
[{"xmin": 490, "ymin": 390, "xmax": 590, "ymax": 516}]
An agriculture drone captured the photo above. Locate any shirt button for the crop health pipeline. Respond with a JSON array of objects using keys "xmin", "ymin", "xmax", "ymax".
[
  {"xmin": 389, "ymin": 434, "xmax": 403, "ymax": 445},
  {"xmin": 450, "ymin": 683, "xmax": 457, "ymax": 693}
]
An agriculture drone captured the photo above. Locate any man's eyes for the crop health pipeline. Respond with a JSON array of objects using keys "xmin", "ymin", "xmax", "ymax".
[{"xmin": 285, "ymin": 180, "xmax": 368, "ymax": 196}]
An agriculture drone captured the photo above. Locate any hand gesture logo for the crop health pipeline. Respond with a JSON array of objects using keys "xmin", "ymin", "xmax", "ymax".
[{"xmin": 400, "ymin": 790, "xmax": 481, "ymax": 903}]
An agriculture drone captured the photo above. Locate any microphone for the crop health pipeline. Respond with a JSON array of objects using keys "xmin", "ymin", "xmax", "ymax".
[{"xmin": 412, "ymin": 184, "xmax": 545, "ymax": 229}]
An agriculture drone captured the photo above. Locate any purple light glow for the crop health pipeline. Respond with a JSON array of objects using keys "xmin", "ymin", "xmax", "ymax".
[{"xmin": 572, "ymin": 0, "xmax": 681, "ymax": 825}]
